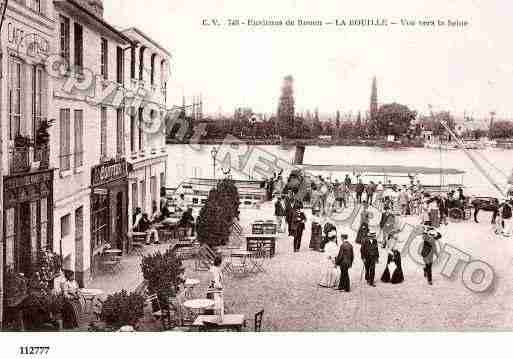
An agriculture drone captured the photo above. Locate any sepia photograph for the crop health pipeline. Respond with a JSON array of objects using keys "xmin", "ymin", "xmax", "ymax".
[{"xmin": 0, "ymin": 0, "xmax": 513, "ymax": 355}]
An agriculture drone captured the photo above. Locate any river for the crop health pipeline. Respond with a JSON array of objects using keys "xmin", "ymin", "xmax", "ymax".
[{"xmin": 166, "ymin": 144, "xmax": 513, "ymax": 197}]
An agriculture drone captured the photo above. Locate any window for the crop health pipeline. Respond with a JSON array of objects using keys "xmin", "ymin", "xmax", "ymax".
[
  {"xmin": 139, "ymin": 46, "xmax": 146, "ymax": 81},
  {"xmin": 116, "ymin": 46, "xmax": 124, "ymax": 84},
  {"xmin": 161, "ymin": 60, "xmax": 167, "ymax": 102},
  {"xmin": 150, "ymin": 176, "xmax": 157, "ymax": 211},
  {"xmin": 130, "ymin": 46, "xmax": 136, "ymax": 79},
  {"xmin": 100, "ymin": 107, "xmax": 107, "ymax": 159},
  {"xmin": 59, "ymin": 109, "xmax": 71, "ymax": 170},
  {"xmin": 75, "ymin": 206, "xmax": 83, "ymax": 244},
  {"xmin": 138, "ymin": 107, "xmax": 143, "ymax": 150},
  {"xmin": 61, "ymin": 214, "xmax": 71, "ymax": 238},
  {"xmin": 5, "ymin": 208, "xmax": 15, "ymax": 269},
  {"xmin": 29, "ymin": 0, "xmax": 42, "ymax": 13},
  {"xmin": 91, "ymin": 193, "xmax": 108, "ymax": 249},
  {"xmin": 150, "ymin": 53, "xmax": 156, "ymax": 85},
  {"xmin": 40, "ymin": 198, "xmax": 49, "ymax": 250},
  {"xmin": 74, "ymin": 22, "xmax": 84, "ymax": 72},
  {"xmin": 8, "ymin": 56, "xmax": 23, "ymax": 140},
  {"xmin": 74, "ymin": 110, "xmax": 83, "ymax": 168},
  {"xmin": 130, "ymin": 107, "xmax": 136, "ymax": 153},
  {"xmin": 132, "ymin": 183, "xmax": 138, "ymax": 213},
  {"xmin": 101, "ymin": 38, "xmax": 108, "ymax": 80},
  {"xmin": 140, "ymin": 180, "xmax": 146, "ymax": 211},
  {"xmin": 60, "ymin": 15, "xmax": 70, "ymax": 65},
  {"xmin": 32, "ymin": 65, "xmax": 45, "ymax": 147},
  {"xmin": 116, "ymin": 107, "xmax": 124, "ymax": 156}
]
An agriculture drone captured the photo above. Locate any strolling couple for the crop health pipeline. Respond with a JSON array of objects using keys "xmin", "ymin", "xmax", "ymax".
[{"xmin": 319, "ymin": 233, "xmax": 354, "ymax": 292}]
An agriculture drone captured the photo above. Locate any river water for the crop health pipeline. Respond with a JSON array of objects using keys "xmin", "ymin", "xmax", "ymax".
[{"xmin": 166, "ymin": 144, "xmax": 513, "ymax": 197}]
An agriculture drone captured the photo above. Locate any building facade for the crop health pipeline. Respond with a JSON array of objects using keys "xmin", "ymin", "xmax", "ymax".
[
  {"xmin": 1, "ymin": 0, "xmax": 55, "ymax": 280},
  {"xmin": 0, "ymin": 0, "xmax": 55, "ymax": 328},
  {"xmin": 121, "ymin": 28, "xmax": 170, "ymax": 229}
]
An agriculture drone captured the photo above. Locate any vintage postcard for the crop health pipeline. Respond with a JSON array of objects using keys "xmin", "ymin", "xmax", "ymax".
[{"xmin": 0, "ymin": 0, "xmax": 512, "ymax": 357}]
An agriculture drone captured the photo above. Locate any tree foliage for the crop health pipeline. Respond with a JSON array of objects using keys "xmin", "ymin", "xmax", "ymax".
[
  {"xmin": 141, "ymin": 248, "xmax": 185, "ymax": 304},
  {"xmin": 374, "ymin": 103, "xmax": 417, "ymax": 137},
  {"xmin": 197, "ymin": 178, "xmax": 240, "ymax": 247},
  {"xmin": 490, "ymin": 120, "xmax": 513, "ymax": 139}
]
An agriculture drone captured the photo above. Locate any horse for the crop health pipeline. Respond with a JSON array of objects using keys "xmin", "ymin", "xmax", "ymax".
[{"xmin": 471, "ymin": 197, "xmax": 499, "ymax": 224}]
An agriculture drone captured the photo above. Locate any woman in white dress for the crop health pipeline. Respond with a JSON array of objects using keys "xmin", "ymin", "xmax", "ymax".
[
  {"xmin": 319, "ymin": 231, "xmax": 341, "ymax": 288},
  {"xmin": 208, "ymin": 255, "xmax": 224, "ymax": 320}
]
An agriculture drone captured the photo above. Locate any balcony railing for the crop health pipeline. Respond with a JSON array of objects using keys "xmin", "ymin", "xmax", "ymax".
[{"xmin": 9, "ymin": 146, "xmax": 31, "ymax": 174}]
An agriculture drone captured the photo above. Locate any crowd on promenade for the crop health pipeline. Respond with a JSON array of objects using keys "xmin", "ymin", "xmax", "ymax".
[{"xmin": 271, "ymin": 171, "xmax": 513, "ymax": 293}]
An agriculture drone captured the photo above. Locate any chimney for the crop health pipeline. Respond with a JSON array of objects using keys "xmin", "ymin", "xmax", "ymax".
[{"xmin": 74, "ymin": 0, "xmax": 104, "ymax": 18}]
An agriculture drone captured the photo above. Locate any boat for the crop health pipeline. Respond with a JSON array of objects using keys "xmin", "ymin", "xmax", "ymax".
[
  {"xmin": 299, "ymin": 163, "xmax": 466, "ymax": 192},
  {"xmin": 424, "ymin": 142, "xmax": 457, "ymax": 150},
  {"xmin": 167, "ymin": 178, "xmax": 267, "ymax": 208}
]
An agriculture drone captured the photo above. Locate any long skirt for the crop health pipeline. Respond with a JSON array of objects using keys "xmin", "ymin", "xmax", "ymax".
[
  {"xmin": 62, "ymin": 297, "xmax": 84, "ymax": 329},
  {"xmin": 319, "ymin": 261, "xmax": 340, "ymax": 287}
]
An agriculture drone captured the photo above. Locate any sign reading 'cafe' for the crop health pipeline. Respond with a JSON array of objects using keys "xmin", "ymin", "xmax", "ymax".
[{"xmin": 91, "ymin": 159, "xmax": 128, "ymax": 188}]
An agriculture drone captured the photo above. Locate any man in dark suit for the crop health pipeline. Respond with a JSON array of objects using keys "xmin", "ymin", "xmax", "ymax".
[
  {"xmin": 336, "ymin": 234, "xmax": 354, "ymax": 292},
  {"xmin": 361, "ymin": 233, "xmax": 379, "ymax": 286},
  {"xmin": 292, "ymin": 208, "xmax": 306, "ymax": 252}
]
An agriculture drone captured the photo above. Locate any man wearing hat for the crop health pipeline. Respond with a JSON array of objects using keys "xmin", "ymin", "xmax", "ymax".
[
  {"xmin": 361, "ymin": 232, "xmax": 379, "ymax": 286},
  {"xmin": 335, "ymin": 234, "xmax": 354, "ymax": 292},
  {"xmin": 421, "ymin": 228, "xmax": 441, "ymax": 285},
  {"xmin": 291, "ymin": 207, "xmax": 307, "ymax": 252}
]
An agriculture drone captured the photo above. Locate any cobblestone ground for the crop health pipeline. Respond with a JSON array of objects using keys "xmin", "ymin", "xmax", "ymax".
[{"xmin": 89, "ymin": 202, "xmax": 513, "ymax": 331}]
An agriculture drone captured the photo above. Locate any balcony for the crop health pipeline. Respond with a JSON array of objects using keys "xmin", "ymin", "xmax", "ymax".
[
  {"xmin": 9, "ymin": 144, "xmax": 50, "ymax": 175},
  {"xmin": 9, "ymin": 146, "xmax": 30, "ymax": 174}
]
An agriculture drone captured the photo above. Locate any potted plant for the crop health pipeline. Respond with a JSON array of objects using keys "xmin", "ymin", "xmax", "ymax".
[
  {"xmin": 4, "ymin": 269, "xmax": 28, "ymax": 307},
  {"xmin": 35, "ymin": 119, "xmax": 55, "ymax": 145},
  {"xmin": 141, "ymin": 248, "xmax": 184, "ymax": 309},
  {"xmin": 14, "ymin": 134, "xmax": 33, "ymax": 148},
  {"xmin": 100, "ymin": 290, "xmax": 145, "ymax": 330}
]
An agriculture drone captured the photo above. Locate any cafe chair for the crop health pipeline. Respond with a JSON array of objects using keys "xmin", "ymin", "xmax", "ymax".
[{"xmin": 254, "ymin": 310, "xmax": 264, "ymax": 332}]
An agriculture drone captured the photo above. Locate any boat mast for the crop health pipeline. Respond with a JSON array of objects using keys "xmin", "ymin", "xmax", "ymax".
[{"xmin": 440, "ymin": 121, "xmax": 506, "ymax": 197}]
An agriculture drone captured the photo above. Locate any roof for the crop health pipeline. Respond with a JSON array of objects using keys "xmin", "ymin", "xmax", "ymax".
[
  {"xmin": 301, "ymin": 164, "xmax": 465, "ymax": 175},
  {"xmin": 54, "ymin": 0, "xmax": 131, "ymax": 44},
  {"xmin": 121, "ymin": 27, "xmax": 172, "ymax": 58}
]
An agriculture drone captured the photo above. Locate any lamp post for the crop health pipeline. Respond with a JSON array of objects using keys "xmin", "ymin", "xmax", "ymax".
[{"xmin": 210, "ymin": 147, "xmax": 218, "ymax": 180}]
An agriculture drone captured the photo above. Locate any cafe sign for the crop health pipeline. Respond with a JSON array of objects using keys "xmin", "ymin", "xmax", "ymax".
[{"xmin": 91, "ymin": 159, "xmax": 128, "ymax": 187}]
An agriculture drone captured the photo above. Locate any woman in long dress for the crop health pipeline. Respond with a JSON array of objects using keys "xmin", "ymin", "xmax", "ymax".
[
  {"xmin": 208, "ymin": 255, "xmax": 224, "ymax": 319},
  {"xmin": 61, "ymin": 271, "xmax": 85, "ymax": 329},
  {"xmin": 319, "ymin": 231, "xmax": 340, "ymax": 288}
]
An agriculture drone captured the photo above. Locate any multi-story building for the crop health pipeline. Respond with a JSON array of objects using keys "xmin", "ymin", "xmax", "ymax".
[
  {"xmin": 0, "ymin": 0, "xmax": 55, "ymax": 327},
  {"xmin": 121, "ymin": 27, "xmax": 170, "ymax": 229},
  {"xmin": 50, "ymin": 0, "xmax": 133, "ymax": 286},
  {"xmin": 1, "ymin": 0, "xmax": 55, "ymax": 281}
]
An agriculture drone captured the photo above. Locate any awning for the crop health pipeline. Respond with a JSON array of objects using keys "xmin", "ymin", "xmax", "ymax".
[{"xmin": 54, "ymin": 0, "xmax": 132, "ymax": 44}]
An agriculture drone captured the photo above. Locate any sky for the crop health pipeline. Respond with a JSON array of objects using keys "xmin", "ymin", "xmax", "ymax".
[{"xmin": 104, "ymin": 0, "xmax": 513, "ymax": 118}]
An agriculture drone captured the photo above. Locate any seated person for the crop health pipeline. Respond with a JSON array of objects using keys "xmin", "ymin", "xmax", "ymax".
[
  {"xmin": 161, "ymin": 199, "xmax": 172, "ymax": 219},
  {"xmin": 138, "ymin": 213, "xmax": 160, "ymax": 245},
  {"xmin": 132, "ymin": 207, "xmax": 142, "ymax": 231},
  {"xmin": 176, "ymin": 194, "xmax": 186, "ymax": 213},
  {"xmin": 179, "ymin": 207, "xmax": 195, "ymax": 236}
]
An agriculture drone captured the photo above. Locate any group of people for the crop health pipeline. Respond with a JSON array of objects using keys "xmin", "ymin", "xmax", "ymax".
[
  {"xmin": 319, "ymin": 225, "xmax": 441, "ymax": 291},
  {"xmin": 132, "ymin": 194, "xmax": 197, "ymax": 245},
  {"xmin": 307, "ymin": 174, "xmax": 426, "ymax": 218}
]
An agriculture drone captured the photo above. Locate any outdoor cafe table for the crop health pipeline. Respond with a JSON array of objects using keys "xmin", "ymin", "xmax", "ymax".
[
  {"xmin": 192, "ymin": 314, "xmax": 246, "ymax": 331},
  {"xmin": 183, "ymin": 299, "xmax": 215, "ymax": 311}
]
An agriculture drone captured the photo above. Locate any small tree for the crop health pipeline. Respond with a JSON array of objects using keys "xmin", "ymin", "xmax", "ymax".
[
  {"xmin": 197, "ymin": 178, "xmax": 240, "ymax": 247},
  {"xmin": 141, "ymin": 248, "xmax": 185, "ymax": 306},
  {"xmin": 100, "ymin": 290, "xmax": 145, "ymax": 330}
]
